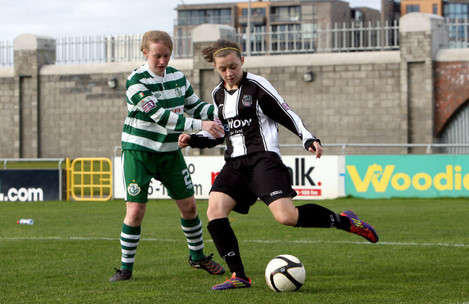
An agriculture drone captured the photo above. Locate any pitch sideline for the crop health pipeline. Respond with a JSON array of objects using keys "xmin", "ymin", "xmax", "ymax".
[{"xmin": 1, "ymin": 236, "xmax": 468, "ymax": 248}]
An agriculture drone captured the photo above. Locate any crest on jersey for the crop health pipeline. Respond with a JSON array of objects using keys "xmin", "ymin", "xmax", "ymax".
[
  {"xmin": 242, "ymin": 95, "xmax": 253, "ymax": 107},
  {"xmin": 175, "ymin": 86, "xmax": 183, "ymax": 97},
  {"xmin": 127, "ymin": 183, "xmax": 141, "ymax": 196}
]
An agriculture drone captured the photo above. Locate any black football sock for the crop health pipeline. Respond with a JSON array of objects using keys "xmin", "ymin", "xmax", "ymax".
[
  {"xmin": 337, "ymin": 214, "xmax": 351, "ymax": 231},
  {"xmin": 295, "ymin": 204, "xmax": 343, "ymax": 228},
  {"xmin": 207, "ymin": 218, "xmax": 248, "ymax": 280}
]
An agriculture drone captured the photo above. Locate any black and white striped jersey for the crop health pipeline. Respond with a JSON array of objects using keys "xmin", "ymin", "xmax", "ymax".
[{"xmin": 188, "ymin": 72, "xmax": 318, "ymax": 159}]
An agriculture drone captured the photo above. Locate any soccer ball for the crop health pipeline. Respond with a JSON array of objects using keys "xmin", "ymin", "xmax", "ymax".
[{"xmin": 265, "ymin": 254, "xmax": 306, "ymax": 292}]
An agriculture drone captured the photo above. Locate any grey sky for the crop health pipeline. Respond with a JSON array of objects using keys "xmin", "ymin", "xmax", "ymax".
[{"xmin": 0, "ymin": 0, "xmax": 380, "ymax": 41}]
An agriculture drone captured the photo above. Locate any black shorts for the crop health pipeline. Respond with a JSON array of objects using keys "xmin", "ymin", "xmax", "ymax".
[{"xmin": 211, "ymin": 151, "xmax": 297, "ymax": 214}]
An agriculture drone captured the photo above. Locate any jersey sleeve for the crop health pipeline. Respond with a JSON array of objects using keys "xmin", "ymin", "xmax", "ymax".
[
  {"xmin": 126, "ymin": 76, "xmax": 202, "ymax": 132},
  {"xmin": 188, "ymin": 132, "xmax": 225, "ymax": 149}
]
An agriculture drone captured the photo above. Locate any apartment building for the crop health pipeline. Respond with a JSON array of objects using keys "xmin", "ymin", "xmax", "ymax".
[
  {"xmin": 401, "ymin": 0, "xmax": 443, "ymax": 15},
  {"xmin": 381, "ymin": 0, "xmax": 401, "ymax": 22},
  {"xmin": 399, "ymin": 0, "xmax": 469, "ymax": 18},
  {"xmin": 173, "ymin": 0, "xmax": 380, "ymax": 56}
]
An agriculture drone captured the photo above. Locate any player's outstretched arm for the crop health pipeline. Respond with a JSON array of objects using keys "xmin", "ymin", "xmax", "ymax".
[
  {"xmin": 178, "ymin": 134, "xmax": 191, "ymax": 148},
  {"xmin": 179, "ymin": 132, "xmax": 224, "ymax": 149},
  {"xmin": 202, "ymin": 120, "xmax": 224, "ymax": 138},
  {"xmin": 308, "ymin": 141, "xmax": 323, "ymax": 159},
  {"xmin": 304, "ymin": 139, "xmax": 323, "ymax": 159}
]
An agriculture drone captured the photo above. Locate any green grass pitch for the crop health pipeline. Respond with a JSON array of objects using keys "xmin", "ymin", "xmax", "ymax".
[{"xmin": 1, "ymin": 198, "xmax": 468, "ymax": 303}]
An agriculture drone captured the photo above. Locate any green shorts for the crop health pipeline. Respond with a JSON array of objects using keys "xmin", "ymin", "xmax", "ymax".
[{"xmin": 122, "ymin": 149, "xmax": 194, "ymax": 203}]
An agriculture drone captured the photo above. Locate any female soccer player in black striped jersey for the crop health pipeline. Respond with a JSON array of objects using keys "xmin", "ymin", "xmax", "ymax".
[{"xmin": 178, "ymin": 39, "xmax": 379, "ymax": 290}]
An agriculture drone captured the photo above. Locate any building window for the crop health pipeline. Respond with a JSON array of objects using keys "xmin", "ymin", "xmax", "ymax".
[
  {"xmin": 433, "ymin": 4, "xmax": 438, "ymax": 15},
  {"xmin": 220, "ymin": 8, "xmax": 231, "ymax": 17},
  {"xmin": 444, "ymin": 3, "xmax": 469, "ymax": 43},
  {"xmin": 241, "ymin": 7, "xmax": 266, "ymax": 17},
  {"xmin": 444, "ymin": 3, "xmax": 469, "ymax": 19},
  {"xmin": 271, "ymin": 6, "xmax": 300, "ymax": 22},
  {"xmin": 406, "ymin": 4, "xmax": 420, "ymax": 13},
  {"xmin": 177, "ymin": 8, "xmax": 232, "ymax": 26},
  {"xmin": 301, "ymin": 5, "xmax": 317, "ymax": 22}
]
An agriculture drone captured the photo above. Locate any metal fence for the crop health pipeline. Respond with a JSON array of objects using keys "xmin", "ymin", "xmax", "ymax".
[
  {"xmin": 0, "ymin": 40, "xmax": 13, "ymax": 67},
  {"xmin": 181, "ymin": 143, "xmax": 469, "ymax": 156},
  {"xmin": 55, "ymin": 34, "xmax": 145, "ymax": 64},
  {"xmin": 0, "ymin": 18, "xmax": 468, "ymax": 67},
  {"xmin": 173, "ymin": 20, "xmax": 400, "ymax": 58},
  {"xmin": 252, "ymin": 20, "xmax": 399, "ymax": 54}
]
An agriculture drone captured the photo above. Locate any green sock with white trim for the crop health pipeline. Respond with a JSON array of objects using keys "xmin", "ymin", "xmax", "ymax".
[
  {"xmin": 120, "ymin": 223, "xmax": 141, "ymax": 272},
  {"xmin": 181, "ymin": 216, "xmax": 205, "ymax": 262}
]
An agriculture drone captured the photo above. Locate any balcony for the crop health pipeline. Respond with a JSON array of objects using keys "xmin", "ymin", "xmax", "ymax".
[
  {"xmin": 238, "ymin": 15, "xmax": 267, "ymax": 26},
  {"xmin": 270, "ymin": 14, "xmax": 301, "ymax": 23},
  {"xmin": 176, "ymin": 16, "xmax": 232, "ymax": 26}
]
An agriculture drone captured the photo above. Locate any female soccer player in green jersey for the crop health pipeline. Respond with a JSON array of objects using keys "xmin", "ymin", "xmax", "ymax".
[{"xmin": 110, "ymin": 31, "xmax": 225, "ymax": 281}]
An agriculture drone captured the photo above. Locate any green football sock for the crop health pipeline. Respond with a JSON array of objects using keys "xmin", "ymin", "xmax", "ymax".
[
  {"xmin": 181, "ymin": 216, "xmax": 205, "ymax": 262},
  {"xmin": 120, "ymin": 223, "xmax": 141, "ymax": 271}
]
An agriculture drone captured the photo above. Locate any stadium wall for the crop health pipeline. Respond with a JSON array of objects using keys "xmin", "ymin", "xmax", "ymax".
[{"xmin": 0, "ymin": 13, "xmax": 467, "ymax": 158}]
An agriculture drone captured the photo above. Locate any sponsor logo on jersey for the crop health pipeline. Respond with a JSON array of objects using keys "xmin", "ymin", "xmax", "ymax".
[
  {"xmin": 227, "ymin": 118, "xmax": 252, "ymax": 129},
  {"xmin": 141, "ymin": 97, "xmax": 156, "ymax": 113},
  {"xmin": 282, "ymin": 103, "xmax": 291, "ymax": 111},
  {"xmin": 127, "ymin": 183, "xmax": 141, "ymax": 196},
  {"xmin": 241, "ymin": 95, "xmax": 253, "ymax": 107},
  {"xmin": 154, "ymin": 92, "xmax": 162, "ymax": 99},
  {"xmin": 171, "ymin": 106, "xmax": 184, "ymax": 114}
]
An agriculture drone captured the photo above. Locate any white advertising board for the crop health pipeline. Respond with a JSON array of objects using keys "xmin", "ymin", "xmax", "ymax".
[{"xmin": 113, "ymin": 155, "xmax": 344, "ymax": 200}]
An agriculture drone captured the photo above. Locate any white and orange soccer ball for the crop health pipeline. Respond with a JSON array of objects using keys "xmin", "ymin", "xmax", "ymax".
[{"xmin": 265, "ymin": 254, "xmax": 306, "ymax": 292}]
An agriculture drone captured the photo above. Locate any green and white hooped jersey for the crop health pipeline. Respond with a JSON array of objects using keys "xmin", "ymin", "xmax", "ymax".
[{"xmin": 122, "ymin": 63, "xmax": 215, "ymax": 153}]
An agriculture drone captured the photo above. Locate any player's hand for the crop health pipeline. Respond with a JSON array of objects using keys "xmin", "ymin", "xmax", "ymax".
[
  {"xmin": 308, "ymin": 141, "xmax": 323, "ymax": 159},
  {"xmin": 202, "ymin": 120, "xmax": 224, "ymax": 138},
  {"xmin": 178, "ymin": 134, "xmax": 191, "ymax": 148}
]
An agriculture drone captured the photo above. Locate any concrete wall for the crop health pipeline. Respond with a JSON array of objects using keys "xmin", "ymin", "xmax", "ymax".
[
  {"xmin": 0, "ymin": 68, "xmax": 16, "ymax": 157},
  {"xmin": 240, "ymin": 52, "xmax": 402, "ymax": 155},
  {"xmin": 0, "ymin": 13, "xmax": 467, "ymax": 158}
]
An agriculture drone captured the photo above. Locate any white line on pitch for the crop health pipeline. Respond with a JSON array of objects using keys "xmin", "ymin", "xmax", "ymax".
[{"xmin": 1, "ymin": 236, "xmax": 468, "ymax": 248}]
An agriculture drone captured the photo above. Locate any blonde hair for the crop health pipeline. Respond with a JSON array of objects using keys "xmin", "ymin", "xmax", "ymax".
[
  {"xmin": 201, "ymin": 39, "xmax": 242, "ymax": 63},
  {"xmin": 140, "ymin": 30, "xmax": 173, "ymax": 53}
]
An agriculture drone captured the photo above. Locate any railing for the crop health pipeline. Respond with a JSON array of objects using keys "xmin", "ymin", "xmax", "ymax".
[
  {"xmin": 0, "ymin": 40, "xmax": 13, "ymax": 67},
  {"xmin": 240, "ymin": 20, "xmax": 399, "ymax": 56},
  {"xmin": 55, "ymin": 34, "xmax": 145, "ymax": 64},
  {"xmin": 173, "ymin": 20, "xmax": 400, "ymax": 58},
  {"xmin": 173, "ymin": 34, "xmax": 193, "ymax": 59},
  {"xmin": 112, "ymin": 144, "xmax": 469, "ymax": 158},
  {"xmin": 1, "ymin": 19, "xmax": 469, "ymax": 66},
  {"xmin": 325, "ymin": 143, "xmax": 469, "ymax": 155},
  {"xmin": 179, "ymin": 143, "xmax": 469, "ymax": 156}
]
